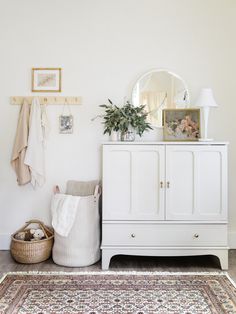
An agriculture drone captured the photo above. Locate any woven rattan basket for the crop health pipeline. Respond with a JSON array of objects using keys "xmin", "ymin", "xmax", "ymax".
[{"xmin": 10, "ymin": 220, "xmax": 54, "ymax": 264}]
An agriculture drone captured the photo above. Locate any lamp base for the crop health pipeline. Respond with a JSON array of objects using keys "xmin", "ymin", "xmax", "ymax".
[{"xmin": 199, "ymin": 138, "xmax": 213, "ymax": 142}]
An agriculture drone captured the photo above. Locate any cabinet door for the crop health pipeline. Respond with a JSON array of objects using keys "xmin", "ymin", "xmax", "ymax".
[
  {"xmin": 166, "ymin": 145, "xmax": 227, "ymax": 221},
  {"xmin": 103, "ymin": 145, "xmax": 165, "ymax": 220}
]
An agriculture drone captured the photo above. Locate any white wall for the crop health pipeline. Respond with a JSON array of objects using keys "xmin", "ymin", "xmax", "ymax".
[{"xmin": 0, "ymin": 0, "xmax": 236, "ymax": 249}]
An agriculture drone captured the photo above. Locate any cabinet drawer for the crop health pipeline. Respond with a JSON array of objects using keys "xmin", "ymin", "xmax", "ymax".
[{"xmin": 102, "ymin": 223, "xmax": 228, "ymax": 247}]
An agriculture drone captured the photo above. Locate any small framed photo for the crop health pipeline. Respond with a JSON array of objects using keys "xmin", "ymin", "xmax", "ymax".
[
  {"xmin": 59, "ymin": 115, "xmax": 73, "ymax": 134},
  {"xmin": 163, "ymin": 108, "xmax": 200, "ymax": 141},
  {"xmin": 32, "ymin": 68, "xmax": 61, "ymax": 92}
]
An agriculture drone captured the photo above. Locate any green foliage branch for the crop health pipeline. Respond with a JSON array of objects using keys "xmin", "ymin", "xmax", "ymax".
[{"xmin": 99, "ymin": 99, "xmax": 152, "ymax": 137}]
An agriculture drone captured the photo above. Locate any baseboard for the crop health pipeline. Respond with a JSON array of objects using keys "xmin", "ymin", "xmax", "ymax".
[
  {"xmin": 1, "ymin": 232, "xmax": 236, "ymax": 250},
  {"xmin": 229, "ymin": 231, "xmax": 236, "ymax": 249},
  {"xmin": 0, "ymin": 234, "xmax": 11, "ymax": 250}
]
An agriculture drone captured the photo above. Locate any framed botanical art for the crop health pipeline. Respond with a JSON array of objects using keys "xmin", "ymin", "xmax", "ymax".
[
  {"xmin": 32, "ymin": 68, "xmax": 61, "ymax": 92},
  {"xmin": 163, "ymin": 108, "xmax": 200, "ymax": 141}
]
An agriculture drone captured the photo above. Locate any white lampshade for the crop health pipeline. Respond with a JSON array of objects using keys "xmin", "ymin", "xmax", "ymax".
[{"xmin": 195, "ymin": 88, "xmax": 218, "ymax": 108}]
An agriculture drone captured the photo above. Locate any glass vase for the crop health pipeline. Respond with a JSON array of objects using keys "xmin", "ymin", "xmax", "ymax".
[{"xmin": 121, "ymin": 128, "xmax": 135, "ymax": 142}]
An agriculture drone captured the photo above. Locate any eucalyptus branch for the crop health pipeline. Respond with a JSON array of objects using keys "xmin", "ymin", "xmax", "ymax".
[
  {"xmin": 93, "ymin": 99, "xmax": 152, "ymax": 137},
  {"xmin": 91, "ymin": 114, "xmax": 104, "ymax": 122}
]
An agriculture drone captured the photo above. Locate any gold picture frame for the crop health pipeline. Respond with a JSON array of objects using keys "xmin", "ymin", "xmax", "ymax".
[
  {"xmin": 163, "ymin": 108, "xmax": 201, "ymax": 141},
  {"xmin": 32, "ymin": 68, "xmax": 61, "ymax": 92}
]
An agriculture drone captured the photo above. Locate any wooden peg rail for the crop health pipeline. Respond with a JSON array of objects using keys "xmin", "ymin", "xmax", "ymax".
[{"xmin": 10, "ymin": 96, "xmax": 82, "ymax": 105}]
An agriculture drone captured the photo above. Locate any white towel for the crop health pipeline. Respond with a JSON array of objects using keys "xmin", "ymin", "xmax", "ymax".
[
  {"xmin": 24, "ymin": 97, "xmax": 46, "ymax": 188},
  {"xmin": 41, "ymin": 104, "xmax": 50, "ymax": 143},
  {"xmin": 51, "ymin": 193, "xmax": 81, "ymax": 237},
  {"xmin": 11, "ymin": 99, "xmax": 31, "ymax": 185}
]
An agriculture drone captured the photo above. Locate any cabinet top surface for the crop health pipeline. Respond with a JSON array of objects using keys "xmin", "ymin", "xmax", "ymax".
[{"xmin": 103, "ymin": 141, "xmax": 229, "ymax": 146}]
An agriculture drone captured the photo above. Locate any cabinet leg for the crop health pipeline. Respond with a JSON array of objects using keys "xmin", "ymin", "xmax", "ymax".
[
  {"xmin": 217, "ymin": 251, "xmax": 228, "ymax": 270},
  {"xmin": 102, "ymin": 250, "xmax": 112, "ymax": 270}
]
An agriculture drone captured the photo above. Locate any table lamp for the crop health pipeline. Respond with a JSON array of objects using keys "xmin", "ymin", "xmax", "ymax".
[{"xmin": 195, "ymin": 88, "xmax": 218, "ymax": 141}]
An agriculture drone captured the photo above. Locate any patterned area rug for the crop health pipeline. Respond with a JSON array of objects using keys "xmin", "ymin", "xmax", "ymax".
[{"xmin": 0, "ymin": 272, "xmax": 236, "ymax": 313}]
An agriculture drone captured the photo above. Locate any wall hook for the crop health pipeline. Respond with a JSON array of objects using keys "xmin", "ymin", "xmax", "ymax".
[{"xmin": 10, "ymin": 96, "xmax": 82, "ymax": 105}]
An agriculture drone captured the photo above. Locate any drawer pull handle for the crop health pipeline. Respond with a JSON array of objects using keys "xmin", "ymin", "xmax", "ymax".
[
  {"xmin": 167, "ymin": 181, "xmax": 170, "ymax": 188},
  {"xmin": 131, "ymin": 233, "xmax": 136, "ymax": 238},
  {"xmin": 160, "ymin": 181, "xmax": 164, "ymax": 188},
  {"xmin": 194, "ymin": 234, "xmax": 199, "ymax": 238}
]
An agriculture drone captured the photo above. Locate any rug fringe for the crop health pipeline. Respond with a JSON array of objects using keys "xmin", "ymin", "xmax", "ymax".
[{"xmin": 0, "ymin": 270, "xmax": 228, "ymax": 279}]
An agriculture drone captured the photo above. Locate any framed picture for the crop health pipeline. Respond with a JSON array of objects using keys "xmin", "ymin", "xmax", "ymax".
[
  {"xmin": 163, "ymin": 108, "xmax": 200, "ymax": 141},
  {"xmin": 59, "ymin": 115, "xmax": 73, "ymax": 134},
  {"xmin": 32, "ymin": 68, "xmax": 61, "ymax": 92}
]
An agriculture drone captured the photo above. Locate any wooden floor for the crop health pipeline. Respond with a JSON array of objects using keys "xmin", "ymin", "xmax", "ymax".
[{"xmin": 1, "ymin": 250, "xmax": 236, "ymax": 281}]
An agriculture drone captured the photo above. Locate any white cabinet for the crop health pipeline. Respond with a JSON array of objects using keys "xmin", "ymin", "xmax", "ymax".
[
  {"xmin": 165, "ymin": 145, "xmax": 227, "ymax": 220},
  {"xmin": 103, "ymin": 145, "xmax": 165, "ymax": 220},
  {"xmin": 101, "ymin": 142, "xmax": 228, "ymax": 270}
]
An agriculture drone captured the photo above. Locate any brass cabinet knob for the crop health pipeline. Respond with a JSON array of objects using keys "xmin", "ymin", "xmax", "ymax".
[
  {"xmin": 194, "ymin": 234, "xmax": 199, "ymax": 238},
  {"xmin": 131, "ymin": 233, "xmax": 136, "ymax": 238}
]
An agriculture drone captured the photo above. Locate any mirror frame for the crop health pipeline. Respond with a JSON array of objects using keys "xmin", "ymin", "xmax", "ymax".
[{"xmin": 131, "ymin": 68, "xmax": 190, "ymax": 128}]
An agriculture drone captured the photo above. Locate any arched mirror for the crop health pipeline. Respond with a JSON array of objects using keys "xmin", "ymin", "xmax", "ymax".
[{"xmin": 132, "ymin": 69, "xmax": 190, "ymax": 127}]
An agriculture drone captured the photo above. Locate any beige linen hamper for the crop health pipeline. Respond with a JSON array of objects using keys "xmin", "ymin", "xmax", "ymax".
[{"xmin": 52, "ymin": 184, "xmax": 101, "ymax": 267}]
